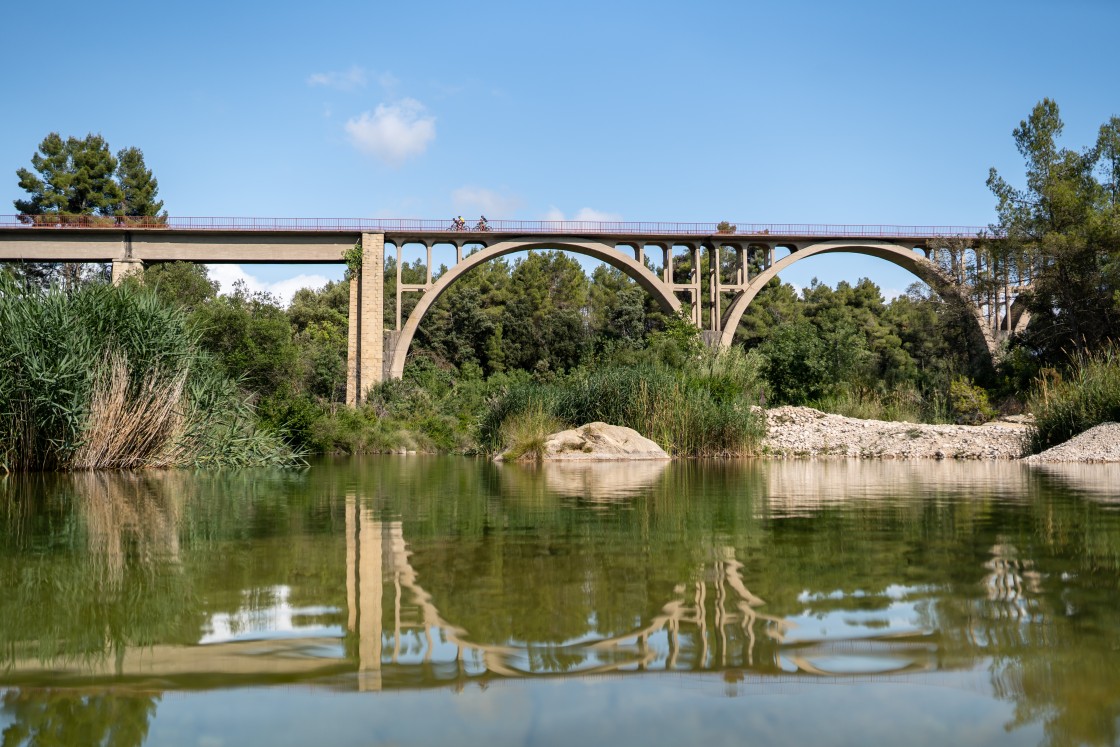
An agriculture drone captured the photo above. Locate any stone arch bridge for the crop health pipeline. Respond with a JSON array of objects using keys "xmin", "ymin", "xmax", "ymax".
[{"xmin": 0, "ymin": 217, "xmax": 1029, "ymax": 405}]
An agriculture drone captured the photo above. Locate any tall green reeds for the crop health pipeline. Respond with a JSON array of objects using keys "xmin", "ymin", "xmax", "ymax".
[
  {"xmin": 0, "ymin": 275, "xmax": 298, "ymax": 471},
  {"xmin": 1027, "ymin": 346, "xmax": 1120, "ymax": 454},
  {"xmin": 480, "ymin": 348, "xmax": 765, "ymax": 457}
]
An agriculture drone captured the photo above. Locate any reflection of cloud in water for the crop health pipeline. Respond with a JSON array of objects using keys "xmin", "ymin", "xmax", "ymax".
[
  {"xmin": 200, "ymin": 585, "xmax": 342, "ymax": 644},
  {"xmin": 542, "ymin": 461, "xmax": 669, "ymax": 500},
  {"xmin": 761, "ymin": 460, "xmax": 1031, "ymax": 515},
  {"xmin": 1027, "ymin": 463, "xmax": 1120, "ymax": 501}
]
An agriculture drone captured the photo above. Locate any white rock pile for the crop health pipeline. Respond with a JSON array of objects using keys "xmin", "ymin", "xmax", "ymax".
[
  {"xmin": 761, "ymin": 406, "xmax": 1029, "ymax": 460},
  {"xmin": 1022, "ymin": 423, "xmax": 1120, "ymax": 463}
]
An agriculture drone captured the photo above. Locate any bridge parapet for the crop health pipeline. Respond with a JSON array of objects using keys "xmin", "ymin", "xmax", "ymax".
[{"xmin": 1, "ymin": 214, "xmax": 989, "ymax": 239}]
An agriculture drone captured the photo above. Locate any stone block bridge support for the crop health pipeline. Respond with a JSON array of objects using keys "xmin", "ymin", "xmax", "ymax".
[
  {"xmin": 346, "ymin": 233, "xmax": 385, "ymax": 406},
  {"xmin": 110, "ymin": 259, "xmax": 145, "ymax": 284}
]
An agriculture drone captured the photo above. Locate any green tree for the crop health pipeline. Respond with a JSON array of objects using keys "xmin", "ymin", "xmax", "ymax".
[
  {"xmin": 987, "ymin": 99, "xmax": 1120, "ymax": 364},
  {"xmin": 13, "ymin": 133, "xmax": 166, "ymax": 288},
  {"xmin": 413, "ymin": 257, "xmax": 510, "ymax": 373},
  {"xmin": 191, "ymin": 282, "xmax": 300, "ymax": 395},
  {"xmin": 142, "ymin": 262, "xmax": 218, "ymax": 312},
  {"xmin": 500, "ymin": 251, "xmax": 590, "ymax": 373},
  {"xmin": 757, "ymin": 320, "xmax": 830, "ymax": 403},
  {"xmin": 14, "ymin": 133, "xmax": 122, "ymax": 218},
  {"xmin": 733, "ymin": 278, "xmax": 804, "ymax": 349},
  {"xmin": 286, "ymin": 281, "xmax": 351, "ymax": 404},
  {"xmin": 588, "ymin": 265, "xmax": 649, "ymax": 347},
  {"xmin": 116, "ymin": 147, "xmax": 165, "ymax": 218}
]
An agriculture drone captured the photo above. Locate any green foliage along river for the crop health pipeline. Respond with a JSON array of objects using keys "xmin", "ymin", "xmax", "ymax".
[{"xmin": 1, "ymin": 457, "xmax": 1119, "ymax": 747}]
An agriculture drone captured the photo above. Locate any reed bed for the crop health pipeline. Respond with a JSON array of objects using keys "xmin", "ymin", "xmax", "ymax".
[{"xmin": 0, "ymin": 276, "xmax": 297, "ymax": 471}]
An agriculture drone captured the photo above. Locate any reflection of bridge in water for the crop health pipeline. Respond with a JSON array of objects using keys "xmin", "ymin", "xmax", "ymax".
[
  {"xmin": 2, "ymin": 464, "xmax": 1063, "ymax": 694},
  {"xmin": 343, "ymin": 497, "xmax": 948, "ymax": 692},
  {"xmin": 1, "ymin": 490, "xmax": 984, "ymax": 693}
]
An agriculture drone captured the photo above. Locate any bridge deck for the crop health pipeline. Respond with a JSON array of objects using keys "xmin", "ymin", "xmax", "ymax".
[{"xmin": 0, "ymin": 216, "xmax": 985, "ymax": 263}]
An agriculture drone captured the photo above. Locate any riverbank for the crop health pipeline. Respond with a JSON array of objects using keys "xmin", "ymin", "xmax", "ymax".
[
  {"xmin": 761, "ymin": 406, "xmax": 1033, "ymax": 460},
  {"xmin": 1022, "ymin": 423, "xmax": 1120, "ymax": 463}
]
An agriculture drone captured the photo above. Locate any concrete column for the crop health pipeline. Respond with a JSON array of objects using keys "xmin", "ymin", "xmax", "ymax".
[
  {"xmin": 710, "ymin": 244, "xmax": 722, "ymax": 332},
  {"xmin": 345, "ymin": 233, "xmax": 385, "ymax": 406},
  {"xmin": 395, "ymin": 243, "xmax": 403, "ymax": 331},
  {"xmin": 360, "ymin": 233, "xmax": 385, "ymax": 399},
  {"xmin": 692, "ymin": 246, "xmax": 702, "ymax": 327},
  {"xmin": 110, "ymin": 259, "xmax": 144, "ymax": 284},
  {"xmin": 346, "ymin": 277, "xmax": 360, "ymax": 406}
]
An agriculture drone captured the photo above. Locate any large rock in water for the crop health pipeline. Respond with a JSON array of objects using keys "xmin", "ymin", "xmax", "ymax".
[{"xmin": 534, "ymin": 422, "xmax": 670, "ymax": 461}]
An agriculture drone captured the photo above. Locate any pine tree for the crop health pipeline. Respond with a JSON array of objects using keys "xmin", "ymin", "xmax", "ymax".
[
  {"xmin": 116, "ymin": 147, "xmax": 165, "ymax": 219},
  {"xmin": 14, "ymin": 133, "xmax": 122, "ymax": 218},
  {"xmin": 12, "ymin": 133, "xmax": 168, "ymax": 287}
]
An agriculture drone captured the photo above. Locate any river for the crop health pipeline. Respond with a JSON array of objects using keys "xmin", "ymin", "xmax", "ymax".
[{"xmin": 1, "ymin": 457, "xmax": 1118, "ymax": 746}]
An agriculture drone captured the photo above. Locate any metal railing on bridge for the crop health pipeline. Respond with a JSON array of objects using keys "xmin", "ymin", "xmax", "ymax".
[{"xmin": 1, "ymin": 214, "xmax": 989, "ymax": 239}]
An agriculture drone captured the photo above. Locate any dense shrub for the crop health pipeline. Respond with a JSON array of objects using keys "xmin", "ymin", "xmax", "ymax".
[
  {"xmin": 1027, "ymin": 347, "xmax": 1120, "ymax": 454},
  {"xmin": 949, "ymin": 377, "xmax": 997, "ymax": 425},
  {"xmin": 479, "ymin": 348, "xmax": 765, "ymax": 457}
]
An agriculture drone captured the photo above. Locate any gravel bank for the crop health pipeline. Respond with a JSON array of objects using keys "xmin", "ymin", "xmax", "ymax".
[
  {"xmin": 761, "ymin": 406, "xmax": 1029, "ymax": 460},
  {"xmin": 1021, "ymin": 423, "xmax": 1120, "ymax": 463}
]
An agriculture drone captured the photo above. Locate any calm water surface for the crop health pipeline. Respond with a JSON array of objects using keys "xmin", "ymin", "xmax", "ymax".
[{"xmin": 1, "ymin": 457, "xmax": 1119, "ymax": 747}]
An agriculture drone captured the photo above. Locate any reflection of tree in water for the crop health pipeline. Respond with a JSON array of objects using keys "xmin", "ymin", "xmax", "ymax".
[
  {"xmin": 929, "ymin": 509, "xmax": 1120, "ymax": 747},
  {"xmin": 995, "ymin": 650, "xmax": 1120, "ymax": 747},
  {"xmin": 983, "ymin": 528, "xmax": 1120, "ymax": 747},
  {"xmin": 0, "ymin": 471, "xmax": 196, "ymax": 667},
  {"xmin": 1, "ymin": 689, "xmax": 159, "ymax": 747}
]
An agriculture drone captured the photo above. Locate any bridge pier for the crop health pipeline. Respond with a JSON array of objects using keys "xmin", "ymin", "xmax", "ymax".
[
  {"xmin": 346, "ymin": 233, "xmax": 385, "ymax": 406},
  {"xmin": 110, "ymin": 259, "xmax": 144, "ymax": 284}
]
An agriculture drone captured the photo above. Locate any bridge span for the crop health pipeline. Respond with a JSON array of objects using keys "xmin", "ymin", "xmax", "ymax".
[{"xmin": 0, "ymin": 216, "xmax": 1026, "ymax": 405}]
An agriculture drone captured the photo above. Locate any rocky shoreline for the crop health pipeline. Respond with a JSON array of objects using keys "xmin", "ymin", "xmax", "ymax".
[{"xmin": 762, "ymin": 406, "xmax": 1119, "ymax": 463}]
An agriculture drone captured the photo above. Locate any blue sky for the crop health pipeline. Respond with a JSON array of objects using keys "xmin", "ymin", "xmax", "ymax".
[{"xmin": 4, "ymin": 0, "xmax": 1118, "ymax": 303}]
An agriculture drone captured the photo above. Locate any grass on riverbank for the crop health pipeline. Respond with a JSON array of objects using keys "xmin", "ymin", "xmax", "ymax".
[
  {"xmin": 1027, "ymin": 346, "xmax": 1120, "ymax": 454},
  {"xmin": 807, "ymin": 388, "xmax": 952, "ymax": 424},
  {"xmin": 0, "ymin": 276, "xmax": 299, "ymax": 471},
  {"xmin": 299, "ymin": 345, "xmax": 766, "ymax": 459},
  {"xmin": 481, "ymin": 348, "xmax": 766, "ymax": 457}
]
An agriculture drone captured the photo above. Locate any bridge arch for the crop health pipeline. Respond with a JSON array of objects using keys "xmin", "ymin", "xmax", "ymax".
[
  {"xmin": 717, "ymin": 240, "xmax": 998, "ymax": 355},
  {"xmin": 389, "ymin": 238, "xmax": 682, "ymax": 379}
]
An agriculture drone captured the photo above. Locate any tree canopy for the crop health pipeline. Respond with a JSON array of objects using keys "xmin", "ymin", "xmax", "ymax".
[
  {"xmin": 987, "ymin": 99, "xmax": 1120, "ymax": 364},
  {"xmin": 14, "ymin": 132, "xmax": 165, "ymax": 220}
]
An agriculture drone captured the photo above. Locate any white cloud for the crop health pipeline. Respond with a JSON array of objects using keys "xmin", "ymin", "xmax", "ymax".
[
  {"xmin": 452, "ymin": 186, "xmax": 522, "ymax": 216},
  {"xmin": 574, "ymin": 207, "xmax": 623, "ymax": 223},
  {"xmin": 308, "ymin": 65, "xmax": 369, "ymax": 91},
  {"xmin": 345, "ymin": 99, "xmax": 436, "ymax": 165},
  {"xmin": 207, "ymin": 265, "xmax": 332, "ymax": 307},
  {"xmin": 542, "ymin": 207, "xmax": 624, "ymax": 224}
]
